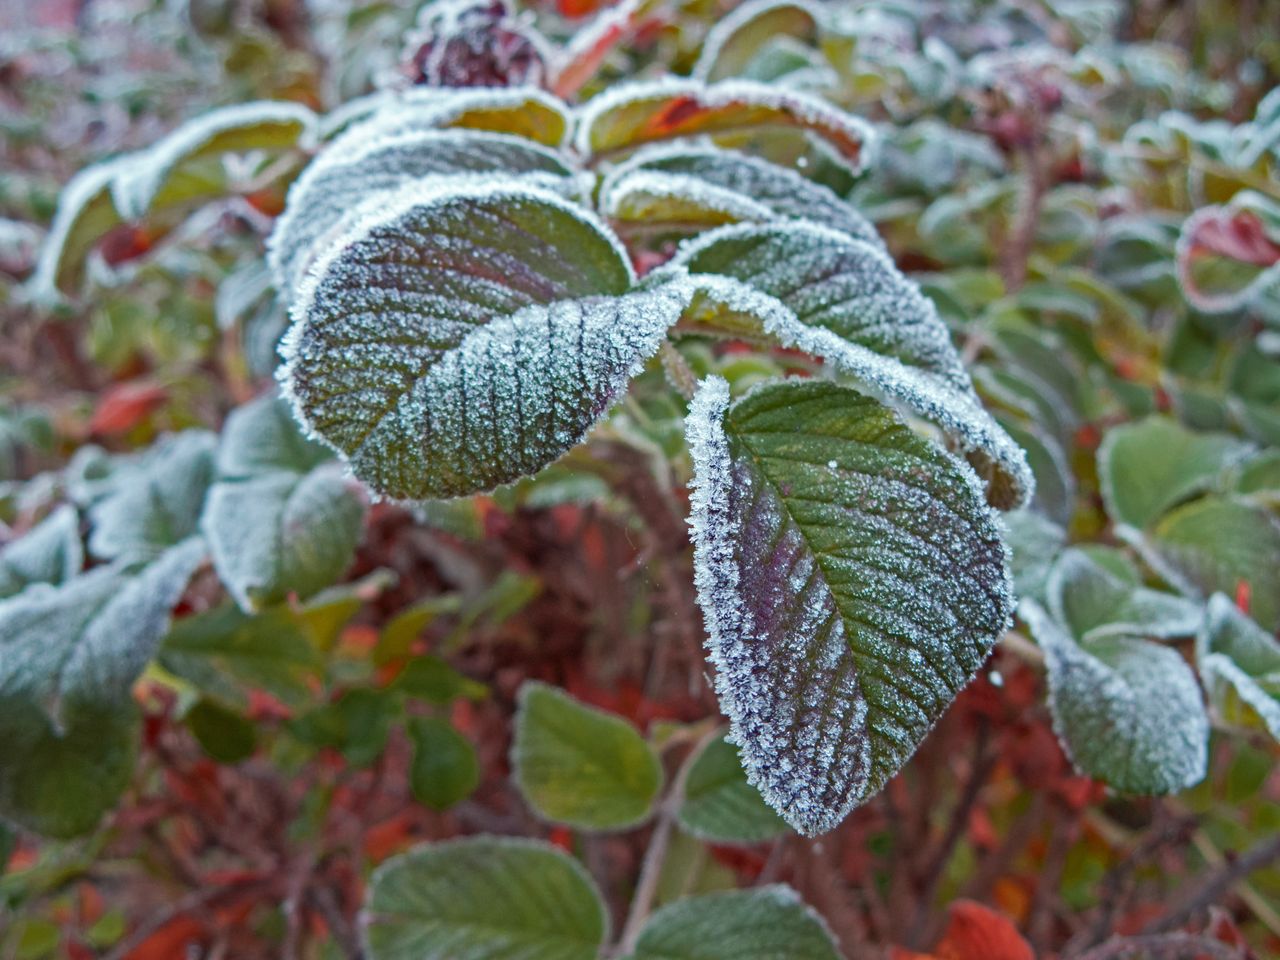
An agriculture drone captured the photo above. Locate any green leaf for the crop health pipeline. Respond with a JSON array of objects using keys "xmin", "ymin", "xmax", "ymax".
[
  {"xmin": 670, "ymin": 222, "xmax": 1032, "ymax": 509},
  {"xmin": 88, "ymin": 431, "xmax": 217, "ymax": 562},
  {"xmin": 281, "ymin": 182, "xmax": 688, "ymax": 500},
  {"xmin": 1197, "ymin": 594, "xmax": 1280, "ymax": 739},
  {"xmin": 686, "ymin": 377, "xmax": 1012, "ymax": 835},
  {"xmin": 600, "ymin": 145, "xmax": 879, "ymax": 245},
  {"xmin": 362, "ymin": 837, "xmax": 608, "ymax": 960},
  {"xmin": 1141, "ymin": 496, "xmax": 1280, "ymax": 631},
  {"xmin": 392, "ymin": 655, "xmax": 487, "ymax": 704},
  {"xmin": 512, "ymin": 681, "xmax": 663, "ymax": 831},
  {"xmin": 1021, "ymin": 599, "xmax": 1208, "ymax": 794},
  {"xmin": 1003, "ymin": 509, "xmax": 1066, "ymax": 604},
  {"xmin": 628, "ymin": 885, "xmax": 840, "ymax": 960},
  {"xmin": 289, "ymin": 689, "xmax": 394, "ymax": 767},
  {"xmin": 1097, "ymin": 416, "xmax": 1253, "ymax": 529},
  {"xmin": 269, "ymin": 128, "xmax": 575, "ymax": 303},
  {"xmin": 184, "ymin": 698, "xmax": 257, "ymax": 763},
  {"xmin": 693, "ymin": 0, "xmax": 822, "ymax": 83},
  {"xmin": 110, "ymin": 101, "xmax": 316, "ymax": 220},
  {"xmin": 677, "ymin": 731, "xmax": 788, "ymax": 844},
  {"xmin": 215, "ymin": 391, "xmax": 333, "ymax": 476},
  {"xmin": 1046, "ymin": 548, "xmax": 1202, "ymax": 643},
  {"xmin": 0, "ymin": 506, "xmax": 82, "ymax": 599},
  {"xmin": 325, "ymin": 87, "xmax": 572, "ymax": 147},
  {"xmin": 0, "ymin": 539, "xmax": 204, "ymax": 836},
  {"xmin": 28, "ymin": 158, "xmax": 126, "ymax": 301},
  {"xmin": 408, "ymin": 716, "xmax": 480, "ymax": 810}
]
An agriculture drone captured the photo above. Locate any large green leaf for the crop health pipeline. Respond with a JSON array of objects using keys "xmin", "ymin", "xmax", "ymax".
[
  {"xmin": 600, "ymin": 145, "xmax": 879, "ymax": 245},
  {"xmin": 1197, "ymin": 594, "xmax": 1280, "ymax": 739},
  {"xmin": 628, "ymin": 885, "xmax": 840, "ymax": 960},
  {"xmin": 281, "ymin": 182, "xmax": 687, "ymax": 500},
  {"xmin": 677, "ymin": 731, "xmax": 788, "ymax": 844},
  {"xmin": 1141, "ymin": 496, "xmax": 1280, "ymax": 631},
  {"xmin": 269, "ymin": 128, "xmax": 575, "ymax": 303},
  {"xmin": 1021, "ymin": 600, "xmax": 1208, "ymax": 794},
  {"xmin": 512, "ymin": 681, "xmax": 663, "ymax": 831},
  {"xmin": 1097, "ymin": 416, "xmax": 1253, "ymax": 529},
  {"xmin": 362, "ymin": 837, "xmax": 608, "ymax": 960},
  {"xmin": 669, "ymin": 223, "xmax": 1032, "ymax": 509},
  {"xmin": 1046, "ymin": 548, "xmax": 1202, "ymax": 643},
  {"xmin": 0, "ymin": 506, "xmax": 82, "ymax": 599},
  {"xmin": 686, "ymin": 377, "xmax": 1012, "ymax": 835},
  {"xmin": 202, "ymin": 394, "xmax": 365, "ymax": 612},
  {"xmin": 0, "ymin": 538, "xmax": 203, "ymax": 836}
]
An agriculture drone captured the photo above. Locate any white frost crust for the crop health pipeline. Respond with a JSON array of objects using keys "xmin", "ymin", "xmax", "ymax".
[
  {"xmin": 601, "ymin": 169, "xmax": 776, "ymax": 223},
  {"xmin": 28, "ymin": 157, "xmax": 127, "ymax": 304},
  {"xmin": 110, "ymin": 101, "xmax": 317, "ymax": 221},
  {"xmin": 692, "ymin": 0, "xmax": 825, "ymax": 81},
  {"xmin": 574, "ymin": 76, "xmax": 878, "ymax": 173},
  {"xmin": 685, "ymin": 376, "xmax": 870, "ymax": 836}
]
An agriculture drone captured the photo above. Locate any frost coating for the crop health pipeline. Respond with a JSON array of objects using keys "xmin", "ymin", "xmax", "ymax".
[
  {"xmin": 576, "ymin": 77, "xmax": 877, "ymax": 173},
  {"xmin": 599, "ymin": 144, "xmax": 882, "ymax": 245},
  {"xmin": 687, "ymin": 377, "xmax": 1013, "ymax": 835},
  {"xmin": 1022, "ymin": 599, "xmax": 1209, "ymax": 794},
  {"xmin": 692, "ymin": 0, "xmax": 824, "ymax": 82},
  {"xmin": 28, "ymin": 157, "xmax": 127, "ymax": 302},
  {"xmin": 0, "ymin": 505, "xmax": 84, "ymax": 599},
  {"xmin": 333, "ymin": 85, "xmax": 571, "ymax": 148},
  {"xmin": 671, "ymin": 222, "xmax": 1033, "ymax": 509},
  {"xmin": 1197, "ymin": 594, "xmax": 1280, "ymax": 739},
  {"xmin": 111, "ymin": 101, "xmax": 317, "ymax": 220},
  {"xmin": 1046, "ymin": 548, "xmax": 1202, "ymax": 643},
  {"xmin": 267, "ymin": 127, "xmax": 575, "ymax": 300},
  {"xmin": 602, "ymin": 169, "xmax": 776, "ymax": 225},
  {"xmin": 280, "ymin": 181, "xmax": 688, "ymax": 500}
]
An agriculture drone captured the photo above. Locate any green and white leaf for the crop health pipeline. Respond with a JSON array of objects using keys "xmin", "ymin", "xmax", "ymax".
[
  {"xmin": 0, "ymin": 538, "xmax": 204, "ymax": 836},
  {"xmin": 280, "ymin": 182, "xmax": 688, "ymax": 501},
  {"xmin": 692, "ymin": 0, "xmax": 824, "ymax": 83},
  {"xmin": 686, "ymin": 377, "xmax": 1012, "ymax": 835},
  {"xmin": 1003, "ymin": 509, "xmax": 1066, "ymax": 604},
  {"xmin": 0, "ymin": 505, "xmax": 82, "ymax": 599},
  {"xmin": 512, "ymin": 681, "xmax": 663, "ymax": 831},
  {"xmin": 88, "ymin": 431, "xmax": 217, "ymax": 562},
  {"xmin": 28, "ymin": 157, "xmax": 127, "ymax": 301},
  {"xmin": 677, "ymin": 730, "xmax": 788, "ymax": 844},
  {"xmin": 1198, "ymin": 593, "xmax": 1280, "ymax": 739},
  {"xmin": 628, "ymin": 885, "xmax": 840, "ymax": 960},
  {"xmin": 1046, "ymin": 548, "xmax": 1202, "ymax": 643},
  {"xmin": 1098, "ymin": 416, "xmax": 1253, "ymax": 529},
  {"xmin": 362, "ymin": 837, "xmax": 608, "ymax": 960},
  {"xmin": 669, "ymin": 222, "xmax": 1032, "ymax": 509},
  {"xmin": 1021, "ymin": 599, "xmax": 1208, "ymax": 794}
]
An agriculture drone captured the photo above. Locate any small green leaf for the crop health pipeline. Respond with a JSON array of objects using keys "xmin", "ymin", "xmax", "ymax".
[
  {"xmin": 686, "ymin": 377, "xmax": 1012, "ymax": 835},
  {"xmin": 693, "ymin": 0, "xmax": 822, "ymax": 82},
  {"xmin": 1097, "ymin": 416, "xmax": 1253, "ymax": 529},
  {"xmin": 408, "ymin": 716, "xmax": 480, "ymax": 810},
  {"xmin": 1003, "ymin": 509, "xmax": 1066, "ymax": 605},
  {"xmin": 1022, "ymin": 599, "xmax": 1208, "ymax": 794},
  {"xmin": 184, "ymin": 698, "xmax": 257, "ymax": 763},
  {"xmin": 28, "ymin": 158, "xmax": 126, "ymax": 301},
  {"xmin": 1198, "ymin": 594, "xmax": 1280, "ymax": 739},
  {"xmin": 215, "ymin": 391, "xmax": 333, "ymax": 477},
  {"xmin": 362, "ymin": 837, "xmax": 608, "ymax": 960},
  {"xmin": 629, "ymin": 885, "xmax": 840, "ymax": 960},
  {"xmin": 0, "ymin": 505, "xmax": 82, "ymax": 599},
  {"xmin": 678, "ymin": 732, "xmax": 789, "ymax": 844},
  {"xmin": 512, "ymin": 681, "xmax": 663, "ymax": 831},
  {"xmin": 1046, "ymin": 548, "xmax": 1201, "ymax": 643},
  {"xmin": 393, "ymin": 655, "xmax": 487, "ymax": 704},
  {"xmin": 281, "ymin": 183, "xmax": 688, "ymax": 500},
  {"xmin": 289, "ymin": 689, "xmax": 395, "ymax": 767}
]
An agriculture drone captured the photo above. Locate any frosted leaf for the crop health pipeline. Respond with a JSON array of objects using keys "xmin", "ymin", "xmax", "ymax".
[
  {"xmin": 0, "ymin": 505, "xmax": 83, "ymax": 599},
  {"xmin": 87, "ymin": 430, "xmax": 217, "ymax": 562},
  {"xmin": 1046, "ymin": 548, "xmax": 1202, "ymax": 643},
  {"xmin": 1198, "ymin": 594, "xmax": 1280, "ymax": 740},
  {"xmin": 576, "ymin": 77, "xmax": 877, "ymax": 174},
  {"xmin": 1175, "ymin": 192, "xmax": 1280, "ymax": 316},
  {"xmin": 693, "ymin": 0, "xmax": 823, "ymax": 83},
  {"xmin": 0, "ymin": 537, "xmax": 204, "ymax": 837},
  {"xmin": 669, "ymin": 222, "xmax": 1033, "ymax": 509},
  {"xmin": 1097, "ymin": 416, "xmax": 1254, "ymax": 530},
  {"xmin": 400, "ymin": 0, "xmax": 551, "ymax": 88},
  {"xmin": 28, "ymin": 158, "xmax": 127, "ymax": 302},
  {"xmin": 268, "ymin": 128, "xmax": 575, "ymax": 301},
  {"xmin": 202, "ymin": 393, "xmax": 366, "ymax": 612},
  {"xmin": 333, "ymin": 85, "xmax": 572, "ymax": 148},
  {"xmin": 362, "ymin": 837, "xmax": 608, "ymax": 960},
  {"xmin": 677, "ymin": 729, "xmax": 789, "ymax": 844},
  {"xmin": 1003, "ymin": 509, "xmax": 1066, "ymax": 605},
  {"xmin": 630, "ymin": 885, "xmax": 840, "ymax": 960},
  {"xmin": 110, "ymin": 101, "xmax": 317, "ymax": 221},
  {"xmin": 600, "ymin": 144, "xmax": 881, "ymax": 245},
  {"xmin": 281, "ymin": 182, "xmax": 689, "ymax": 500},
  {"xmin": 1021, "ymin": 599, "xmax": 1208, "ymax": 794},
  {"xmin": 686, "ymin": 377, "xmax": 1012, "ymax": 835}
]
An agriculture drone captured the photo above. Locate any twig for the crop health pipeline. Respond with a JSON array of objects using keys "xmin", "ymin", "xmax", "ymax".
[
  {"xmin": 1073, "ymin": 932, "xmax": 1245, "ymax": 960},
  {"xmin": 1000, "ymin": 144, "xmax": 1049, "ymax": 292},
  {"xmin": 101, "ymin": 881, "xmax": 273, "ymax": 960},
  {"xmin": 1142, "ymin": 832, "xmax": 1280, "ymax": 935}
]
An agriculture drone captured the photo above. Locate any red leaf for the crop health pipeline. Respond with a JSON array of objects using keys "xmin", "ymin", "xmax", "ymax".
[
  {"xmin": 1186, "ymin": 210, "xmax": 1280, "ymax": 268},
  {"xmin": 90, "ymin": 381, "xmax": 169, "ymax": 436},
  {"xmin": 933, "ymin": 900, "xmax": 1035, "ymax": 960},
  {"xmin": 122, "ymin": 915, "xmax": 206, "ymax": 960}
]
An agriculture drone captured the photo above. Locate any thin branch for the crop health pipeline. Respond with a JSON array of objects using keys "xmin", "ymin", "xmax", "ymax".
[
  {"xmin": 1073, "ymin": 932, "xmax": 1246, "ymax": 960},
  {"xmin": 1142, "ymin": 832, "xmax": 1280, "ymax": 935}
]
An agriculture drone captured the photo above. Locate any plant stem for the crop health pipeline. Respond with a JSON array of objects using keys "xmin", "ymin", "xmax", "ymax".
[
  {"xmin": 1073, "ymin": 932, "xmax": 1245, "ymax": 960},
  {"xmin": 1142, "ymin": 832, "xmax": 1280, "ymax": 935}
]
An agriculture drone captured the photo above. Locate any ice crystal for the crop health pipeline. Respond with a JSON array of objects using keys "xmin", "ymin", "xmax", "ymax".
[{"xmin": 686, "ymin": 376, "xmax": 1013, "ymax": 834}]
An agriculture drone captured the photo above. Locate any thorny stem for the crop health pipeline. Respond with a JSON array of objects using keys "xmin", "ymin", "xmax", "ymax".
[{"xmin": 615, "ymin": 723, "xmax": 721, "ymax": 955}]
